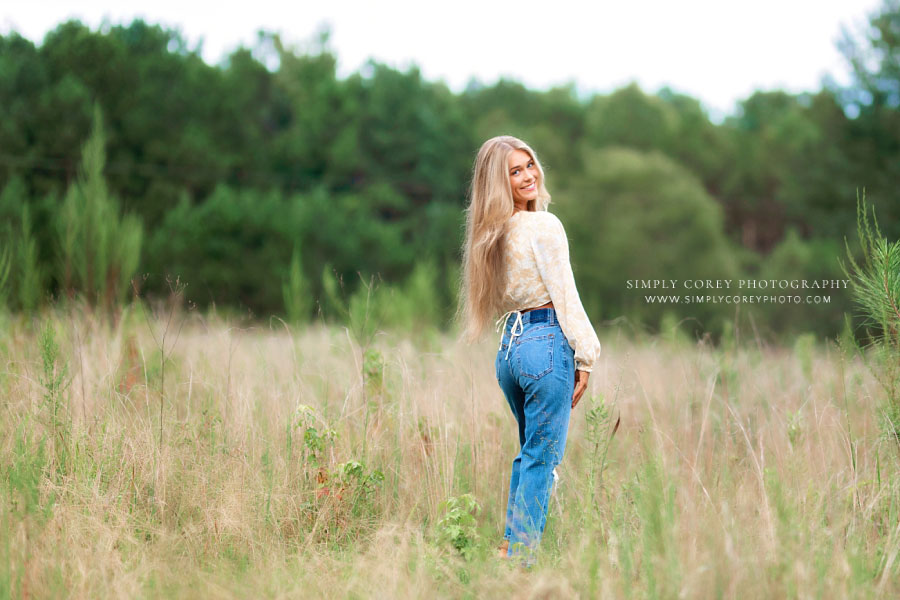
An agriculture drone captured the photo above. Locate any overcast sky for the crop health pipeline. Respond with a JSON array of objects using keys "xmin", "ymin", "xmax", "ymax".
[{"xmin": 2, "ymin": 0, "xmax": 882, "ymax": 119}]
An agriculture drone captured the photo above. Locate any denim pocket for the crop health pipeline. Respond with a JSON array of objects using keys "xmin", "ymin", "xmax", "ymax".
[{"xmin": 516, "ymin": 332, "xmax": 554, "ymax": 380}]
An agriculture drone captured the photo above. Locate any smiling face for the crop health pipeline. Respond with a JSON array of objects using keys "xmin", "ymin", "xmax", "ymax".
[{"xmin": 507, "ymin": 148, "xmax": 539, "ymax": 211}]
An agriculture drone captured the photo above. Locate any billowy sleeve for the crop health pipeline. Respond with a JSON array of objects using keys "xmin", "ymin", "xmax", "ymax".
[{"xmin": 530, "ymin": 212, "xmax": 602, "ymax": 372}]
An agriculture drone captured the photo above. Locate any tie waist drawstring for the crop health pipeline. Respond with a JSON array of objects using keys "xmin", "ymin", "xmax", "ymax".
[{"xmin": 495, "ymin": 310, "xmax": 524, "ymax": 361}]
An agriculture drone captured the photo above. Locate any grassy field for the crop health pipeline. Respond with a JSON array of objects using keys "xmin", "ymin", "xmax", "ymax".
[{"xmin": 2, "ymin": 305, "xmax": 899, "ymax": 599}]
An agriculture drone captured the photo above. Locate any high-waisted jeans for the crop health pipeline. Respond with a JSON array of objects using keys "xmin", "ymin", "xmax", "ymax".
[{"xmin": 494, "ymin": 307, "xmax": 575, "ymax": 564}]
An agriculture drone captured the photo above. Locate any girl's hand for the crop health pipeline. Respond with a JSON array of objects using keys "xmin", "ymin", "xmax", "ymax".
[{"xmin": 572, "ymin": 369, "xmax": 589, "ymax": 408}]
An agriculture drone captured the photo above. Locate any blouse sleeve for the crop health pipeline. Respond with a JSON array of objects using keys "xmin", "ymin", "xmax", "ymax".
[{"xmin": 530, "ymin": 212, "xmax": 602, "ymax": 372}]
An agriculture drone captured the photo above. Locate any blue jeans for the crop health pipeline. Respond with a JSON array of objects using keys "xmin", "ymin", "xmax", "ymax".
[{"xmin": 495, "ymin": 308, "xmax": 575, "ymax": 564}]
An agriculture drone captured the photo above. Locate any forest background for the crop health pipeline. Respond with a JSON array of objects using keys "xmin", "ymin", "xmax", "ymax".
[{"xmin": 2, "ymin": 1, "xmax": 900, "ymax": 342}]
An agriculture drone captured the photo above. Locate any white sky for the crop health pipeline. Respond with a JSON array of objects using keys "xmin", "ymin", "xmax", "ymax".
[{"xmin": 2, "ymin": 0, "xmax": 882, "ymax": 119}]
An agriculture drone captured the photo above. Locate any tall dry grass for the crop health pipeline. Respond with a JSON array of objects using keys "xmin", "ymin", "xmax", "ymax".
[{"xmin": 2, "ymin": 304, "xmax": 899, "ymax": 599}]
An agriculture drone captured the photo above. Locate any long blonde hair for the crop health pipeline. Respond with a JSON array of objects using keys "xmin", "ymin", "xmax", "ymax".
[{"xmin": 455, "ymin": 135, "xmax": 551, "ymax": 343}]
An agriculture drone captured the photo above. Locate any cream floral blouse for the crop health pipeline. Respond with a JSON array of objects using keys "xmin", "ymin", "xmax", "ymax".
[{"xmin": 498, "ymin": 209, "xmax": 602, "ymax": 372}]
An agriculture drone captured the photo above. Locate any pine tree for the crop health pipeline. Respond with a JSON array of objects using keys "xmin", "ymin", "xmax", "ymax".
[
  {"xmin": 841, "ymin": 190, "xmax": 900, "ymax": 447},
  {"xmin": 56, "ymin": 104, "xmax": 143, "ymax": 312}
]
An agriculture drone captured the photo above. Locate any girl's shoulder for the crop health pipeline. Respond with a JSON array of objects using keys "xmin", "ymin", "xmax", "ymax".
[
  {"xmin": 513, "ymin": 210, "xmax": 565, "ymax": 235},
  {"xmin": 513, "ymin": 209, "xmax": 562, "ymax": 225}
]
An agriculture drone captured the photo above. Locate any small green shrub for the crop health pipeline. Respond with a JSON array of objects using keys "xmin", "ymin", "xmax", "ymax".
[
  {"xmin": 37, "ymin": 321, "xmax": 71, "ymax": 475},
  {"xmin": 330, "ymin": 460, "xmax": 385, "ymax": 508},
  {"xmin": 585, "ymin": 392, "xmax": 620, "ymax": 513},
  {"xmin": 435, "ymin": 493, "xmax": 483, "ymax": 560},
  {"xmin": 294, "ymin": 403, "xmax": 337, "ymax": 470}
]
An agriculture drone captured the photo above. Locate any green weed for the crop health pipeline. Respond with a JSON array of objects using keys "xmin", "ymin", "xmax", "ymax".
[{"xmin": 435, "ymin": 494, "xmax": 483, "ymax": 561}]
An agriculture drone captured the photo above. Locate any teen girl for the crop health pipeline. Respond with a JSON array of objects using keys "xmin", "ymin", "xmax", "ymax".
[{"xmin": 457, "ymin": 135, "xmax": 602, "ymax": 566}]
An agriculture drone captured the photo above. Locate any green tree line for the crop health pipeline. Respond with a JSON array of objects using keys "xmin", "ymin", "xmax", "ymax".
[{"xmin": 1, "ymin": 1, "xmax": 898, "ymax": 341}]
